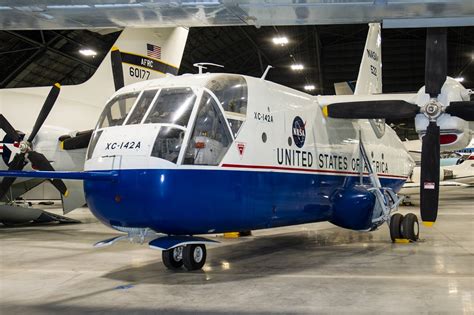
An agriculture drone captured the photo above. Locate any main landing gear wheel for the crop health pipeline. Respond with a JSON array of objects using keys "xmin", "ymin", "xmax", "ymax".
[
  {"xmin": 401, "ymin": 213, "xmax": 419, "ymax": 242},
  {"xmin": 162, "ymin": 246, "xmax": 184, "ymax": 270},
  {"xmin": 389, "ymin": 213, "xmax": 403, "ymax": 242},
  {"xmin": 183, "ymin": 244, "xmax": 207, "ymax": 271}
]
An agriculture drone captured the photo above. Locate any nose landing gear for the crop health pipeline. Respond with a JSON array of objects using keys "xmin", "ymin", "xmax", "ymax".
[
  {"xmin": 162, "ymin": 244, "xmax": 207, "ymax": 271},
  {"xmin": 183, "ymin": 244, "xmax": 207, "ymax": 271},
  {"xmin": 162, "ymin": 246, "xmax": 184, "ymax": 269}
]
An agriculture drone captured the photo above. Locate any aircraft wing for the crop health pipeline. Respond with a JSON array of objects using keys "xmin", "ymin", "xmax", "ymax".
[
  {"xmin": 0, "ymin": 170, "xmax": 117, "ymax": 181},
  {"xmin": 400, "ymin": 181, "xmax": 468, "ymax": 196}
]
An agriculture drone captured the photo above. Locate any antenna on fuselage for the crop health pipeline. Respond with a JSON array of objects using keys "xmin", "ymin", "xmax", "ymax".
[
  {"xmin": 260, "ymin": 65, "xmax": 273, "ymax": 80},
  {"xmin": 193, "ymin": 62, "xmax": 224, "ymax": 74}
]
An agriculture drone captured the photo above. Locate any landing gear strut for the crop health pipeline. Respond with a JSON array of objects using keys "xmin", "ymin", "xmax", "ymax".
[
  {"xmin": 357, "ymin": 137, "xmax": 419, "ymax": 243},
  {"xmin": 162, "ymin": 244, "xmax": 207, "ymax": 271}
]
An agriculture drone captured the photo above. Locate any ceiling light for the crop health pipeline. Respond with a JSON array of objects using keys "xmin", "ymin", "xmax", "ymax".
[
  {"xmin": 79, "ymin": 48, "xmax": 97, "ymax": 57},
  {"xmin": 291, "ymin": 64, "xmax": 304, "ymax": 71},
  {"xmin": 272, "ymin": 36, "xmax": 288, "ymax": 45},
  {"xmin": 454, "ymin": 77, "xmax": 464, "ymax": 82},
  {"xmin": 304, "ymin": 85, "xmax": 315, "ymax": 91}
]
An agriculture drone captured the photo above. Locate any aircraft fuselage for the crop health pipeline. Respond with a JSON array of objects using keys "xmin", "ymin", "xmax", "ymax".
[{"xmin": 83, "ymin": 73, "xmax": 415, "ymax": 235}]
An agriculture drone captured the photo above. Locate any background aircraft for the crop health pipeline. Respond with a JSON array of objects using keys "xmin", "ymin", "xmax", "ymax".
[
  {"xmin": 399, "ymin": 138, "xmax": 474, "ymax": 204},
  {"xmin": 0, "ymin": 27, "xmax": 189, "ymax": 225}
]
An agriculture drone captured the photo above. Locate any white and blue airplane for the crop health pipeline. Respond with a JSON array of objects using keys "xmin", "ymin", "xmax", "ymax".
[{"xmin": 1, "ymin": 24, "xmax": 473, "ymax": 271}]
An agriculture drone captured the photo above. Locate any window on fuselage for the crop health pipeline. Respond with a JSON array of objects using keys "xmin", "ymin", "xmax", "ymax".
[
  {"xmin": 183, "ymin": 92, "xmax": 232, "ymax": 165},
  {"xmin": 206, "ymin": 75, "xmax": 248, "ymax": 115},
  {"xmin": 97, "ymin": 92, "xmax": 139, "ymax": 129},
  {"xmin": 143, "ymin": 87, "xmax": 196, "ymax": 127},
  {"xmin": 227, "ymin": 118, "xmax": 244, "ymax": 138},
  {"xmin": 126, "ymin": 89, "xmax": 158, "ymax": 125}
]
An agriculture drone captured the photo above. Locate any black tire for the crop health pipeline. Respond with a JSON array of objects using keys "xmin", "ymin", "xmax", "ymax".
[
  {"xmin": 401, "ymin": 213, "xmax": 419, "ymax": 242},
  {"xmin": 183, "ymin": 244, "xmax": 206, "ymax": 271},
  {"xmin": 162, "ymin": 246, "xmax": 184, "ymax": 270},
  {"xmin": 389, "ymin": 213, "xmax": 404, "ymax": 242}
]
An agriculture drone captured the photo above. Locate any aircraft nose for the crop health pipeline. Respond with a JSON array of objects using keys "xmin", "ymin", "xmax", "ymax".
[{"xmin": 84, "ymin": 169, "xmax": 152, "ymax": 228}]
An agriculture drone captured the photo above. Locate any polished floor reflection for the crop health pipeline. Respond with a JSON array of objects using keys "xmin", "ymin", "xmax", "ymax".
[{"xmin": 1, "ymin": 189, "xmax": 473, "ymax": 314}]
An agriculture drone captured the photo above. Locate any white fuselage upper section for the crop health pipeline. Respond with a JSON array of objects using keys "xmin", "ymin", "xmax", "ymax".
[{"xmin": 85, "ymin": 74, "xmax": 415, "ymax": 180}]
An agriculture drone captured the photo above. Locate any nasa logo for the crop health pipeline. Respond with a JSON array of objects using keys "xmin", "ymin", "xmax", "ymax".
[{"xmin": 292, "ymin": 116, "xmax": 306, "ymax": 148}]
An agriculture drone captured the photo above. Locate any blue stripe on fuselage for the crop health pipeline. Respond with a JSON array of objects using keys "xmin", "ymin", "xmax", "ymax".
[{"xmin": 84, "ymin": 169, "xmax": 405, "ymax": 235}]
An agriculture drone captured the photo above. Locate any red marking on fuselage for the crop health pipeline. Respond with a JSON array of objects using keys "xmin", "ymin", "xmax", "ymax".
[{"xmin": 221, "ymin": 163, "xmax": 407, "ymax": 180}]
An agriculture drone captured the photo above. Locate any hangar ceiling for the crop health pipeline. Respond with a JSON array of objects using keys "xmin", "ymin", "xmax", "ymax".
[
  {"xmin": 1, "ymin": 25, "xmax": 472, "ymax": 93},
  {"xmin": 0, "ymin": 1, "xmax": 473, "ymax": 30}
]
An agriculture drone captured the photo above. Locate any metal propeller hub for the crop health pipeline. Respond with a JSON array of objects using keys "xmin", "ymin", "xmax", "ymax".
[
  {"xmin": 18, "ymin": 141, "xmax": 31, "ymax": 154},
  {"xmin": 422, "ymin": 98, "xmax": 443, "ymax": 120}
]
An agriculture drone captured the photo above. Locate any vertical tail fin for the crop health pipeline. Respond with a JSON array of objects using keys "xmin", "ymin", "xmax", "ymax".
[
  {"xmin": 83, "ymin": 27, "xmax": 189, "ymax": 90},
  {"xmin": 354, "ymin": 23, "xmax": 382, "ymax": 95}
]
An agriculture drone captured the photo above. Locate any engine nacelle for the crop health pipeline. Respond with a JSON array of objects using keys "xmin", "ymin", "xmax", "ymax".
[
  {"xmin": 329, "ymin": 186, "xmax": 376, "ymax": 231},
  {"xmin": 415, "ymin": 114, "xmax": 472, "ymax": 151},
  {"xmin": 409, "ymin": 166, "xmax": 451, "ymax": 183},
  {"xmin": 414, "ymin": 77, "xmax": 473, "ymax": 151}
]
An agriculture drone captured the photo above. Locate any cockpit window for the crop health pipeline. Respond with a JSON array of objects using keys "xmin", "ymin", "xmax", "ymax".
[
  {"xmin": 144, "ymin": 87, "xmax": 196, "ymax": 127},
  {"xmin": 97, "ymin": 92, "xmax": 139, "ymax": 129},
  {"xmin": 126, "ymin": 89, "xmax": 158, "ymax": 125},
  {"xmin": 183, "ymin": 92, "xmax": 232, "ymax": 165},
  {"xmin": 206, "ymin": 75, "xmax": 248, "ymax": 115},
  {"xmin": 151, "ymin": 127, "xmax": 185, "ymax": 164}
]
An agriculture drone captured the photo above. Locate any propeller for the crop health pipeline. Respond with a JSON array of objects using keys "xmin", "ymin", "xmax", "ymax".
[
  {"xmin": 0, "ymin": 83, "xmax": 69, "ymax": 199},
  {"xmin": 322, "ymin": 28, "xmax": 474, "ymax": 226},
  {"xmin": 111, "ymin": 46, "xmax": 124, "ymax": 91}
]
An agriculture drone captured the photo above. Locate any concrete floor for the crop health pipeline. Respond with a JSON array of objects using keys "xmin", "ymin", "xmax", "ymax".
[{"xmin": 1, "ymin": 190, "xmax": 473, "ymax": 314}]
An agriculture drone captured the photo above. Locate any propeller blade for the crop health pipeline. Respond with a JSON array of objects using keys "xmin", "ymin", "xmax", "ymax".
[
  {"xmin": 322, "ymin": 100, "xmax": 420, "ymax": 120},
  {"xmin": 425, "ymin": 28, "xmax": 447, "ymax": 97},
  {"xmin": 0, "ymin": 114, "xmax": 20, "ymax": 142},
  {"xmin": 27, "ymin": 151, "xmax": 68, "ymax": 196},
  {"xmin": 445, "ymin": 101, "xmax": 474, "ymax": 121},
  {"xmin": 111, "ymin": 47, "xmax": 125, "ymax": 91},
  {"xmin": 27, "ymin": 83, "xmax": 61, "ymax": 143},
  {"xmin": 420, "ymin": 121, "xmax": 440, "ymax": 226},
  {"xmin": 0, "ymin": 153, "xmax": 26, "ymax": 199},
  {"xmin": 60, "ymin": 130, "xmax": 93, "ymax": 150}
]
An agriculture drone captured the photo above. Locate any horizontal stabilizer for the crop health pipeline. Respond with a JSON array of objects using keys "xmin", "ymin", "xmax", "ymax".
[
  {"xmin": 149, "ymin": 235, "xmax": 219, "ymax": 251},
  {"xmin": 62, "ymin": 180, "xmax": 86, "ymax": 214},
  {"xmin": 0, "ymin": 170, "xmax": 118, "ymax": 181}
]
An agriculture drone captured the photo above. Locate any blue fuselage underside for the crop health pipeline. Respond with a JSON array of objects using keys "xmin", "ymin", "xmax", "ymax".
[{"xmin": 84, "ymin": 169, "xmax": 405, "ymax": 235}]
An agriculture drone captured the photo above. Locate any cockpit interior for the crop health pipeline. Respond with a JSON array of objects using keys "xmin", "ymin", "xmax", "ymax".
[{"xmin": 89, "ymin": 74, "xmax": 248, "ymax": 166}]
